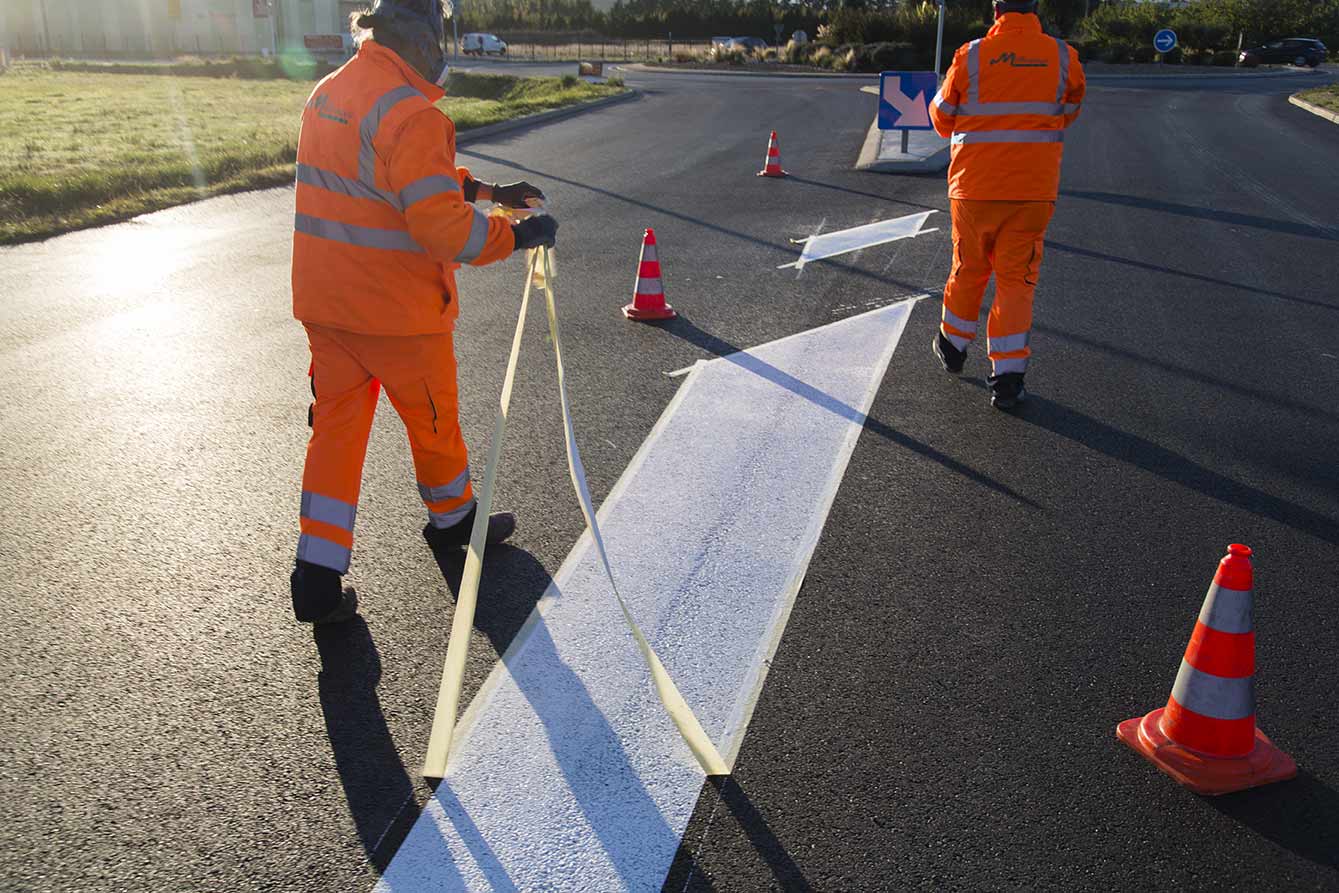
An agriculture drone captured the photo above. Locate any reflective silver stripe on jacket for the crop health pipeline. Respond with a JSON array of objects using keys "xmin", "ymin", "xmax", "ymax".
[
  {"xmin": 957, "ymin": 101, "xmax": 1064, "ymax": 116},
  {"xmin": 960, "ymin": 35, "xmax": 1073, "ymax": 120},
  {"xmin": 294, "ymin": 213, "xmax": 424, "ymax": 253},
  {"xmin": 418, "ymin": 467, "xmax": 471, "ymax": 504},
  {"xmin": 455, "ymin": 209, "xmax": 491, "ymax": 264},
  {"xmin": 965, "ymin": 39, "xmax": 981, "ymax": 104},
  {"xmin": 991, "ymin": 357, "xmax": 1028, "ymax": 375},
  {"xmin": 300, "ymin": 490, "xmax": 357, "ymax": 532},
  {"xmin": 399, "ymin": 174, "xmax": 462, "ymax": 209},
  {"xmin": 1170, "ymin": 659, "xmax": 1255, "ymax": 720},
  {"xmin": 932, "ymin": 93, "xmax": 960, "ymax": 116},
  {"xmin": 297, "ymin": 533, "xmax": 352, "ymax": 573},
  {"xmin": 952, "ymin": 130, "xmax": 1064, "ymax": 145},
  {"xmin": 1198, "ymin": 582, "xmax": 1253, "ymax": 635},
  {"xmin": 1063, "ymin": 103, "xmax": 1081, "ymax": 115},
  {"xmin": 296, "ymin": 163, "xmax": 401, "ymax": 210},
  {"xmin": 358, "ymin": 84, "xmax": 424, "ymax": 189},
  {"xmin": 988, "ymin": 331, "xmax": 1030, "ymax": 354},
  {"xmin": 942, "ymin": 307, "xmax": 978, "ymax": 334}
]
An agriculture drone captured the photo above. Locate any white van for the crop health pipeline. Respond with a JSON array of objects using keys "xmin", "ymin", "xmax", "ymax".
[{"xmin": 461, "ymin": 33, "xmax": 508, "ymax": 56}]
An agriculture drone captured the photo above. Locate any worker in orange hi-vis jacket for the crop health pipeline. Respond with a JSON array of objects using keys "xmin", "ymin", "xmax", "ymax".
[
  {"xmin": 289, "ymin": 0, "xmax": 559, "ymax": 624},
  {"xmin": 928, "ymin": 0, "xmax": 1085, "ymax": 409}
]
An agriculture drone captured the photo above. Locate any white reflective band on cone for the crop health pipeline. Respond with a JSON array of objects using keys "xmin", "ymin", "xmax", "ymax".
[{"xmin": 421, "ymin": 248, "xmax": 728, "ymax": 779}]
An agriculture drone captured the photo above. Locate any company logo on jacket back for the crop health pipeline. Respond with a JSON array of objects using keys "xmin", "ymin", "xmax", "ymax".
[
  {"xmin": 990, "ymin": 51, "xmax": 1048, "ymax": 68},
  {"xmin": 308, "ymin": 93, "xmax": 352, "ymax": 125}
]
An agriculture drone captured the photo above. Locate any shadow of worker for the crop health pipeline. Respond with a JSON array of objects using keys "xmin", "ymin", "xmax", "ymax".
[
  {"xmin": 315, "ymin": 618, "xmax": 419, "ymax": 873},
  {"xmin": 425, "ymin": 542, "xmax": 683, "ymax": 890}
]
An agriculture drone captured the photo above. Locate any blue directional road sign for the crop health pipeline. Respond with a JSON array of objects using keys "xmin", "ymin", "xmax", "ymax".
[
  {"xmin": 1154, "ymin": 29, "xmax": 1178, "ymax": 54},
  {"xmin": 879, "ymin": 71, "xmax": 937, "ymax": 131}
]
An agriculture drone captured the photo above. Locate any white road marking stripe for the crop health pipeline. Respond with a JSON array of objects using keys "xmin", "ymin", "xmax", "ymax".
[
  {"xmin": 779, "ymin": 211, "xmax": 938, "ymax": 271},
  {"xmin": 378, "ymin": 299, "xmax": 919, "ymax": 891}
]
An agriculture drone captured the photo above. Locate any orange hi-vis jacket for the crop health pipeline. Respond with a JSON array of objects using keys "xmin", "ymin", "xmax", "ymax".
[
  {"xmin": 929, "ymin": 13, "xmax": 1085, "ymax": 202},
  {"xmin": 292, "ymin": 40, "xmax": 514, "ymax": 336}
]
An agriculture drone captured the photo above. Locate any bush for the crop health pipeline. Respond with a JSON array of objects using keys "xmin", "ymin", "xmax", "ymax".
[
  {"xmin": 811, "ymin": 45, "xmax": 833, "ymax": 68},
  {"xmin": 1132, "ymin": 44, "xmax": 1156, "ymax": 64},
  {"xmin": 1211, "ymin": 49, "xmax": 1239, "ymax": 67},
  {"xmin": 1183, "ymin": 49, "xmax": 1205, "ymax": 65},
  {"xmin": 560, "ymin": 73, "xmax": 579, "ymax": 87},
  {"xmin": 1102, "ymin": 41, "xmax": 1134, "ymax": 64},
  {"xmin": 1158, "ymin": 46, "xmax": 1183, "ymax": 65}
]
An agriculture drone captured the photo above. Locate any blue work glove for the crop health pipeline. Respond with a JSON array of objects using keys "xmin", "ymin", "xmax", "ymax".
[{"xmin": 512, "ymin": 215, "xmax": 558, "ymax": 250}]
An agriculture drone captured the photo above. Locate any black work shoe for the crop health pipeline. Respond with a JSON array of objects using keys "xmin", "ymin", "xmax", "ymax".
[
  {"xmin": 932, "ymin": 332, "xmax": 966, "ymax": 374},
  {"xmin": 291, "ymin": 560, "xmax": 359, "ymax": 624},
  {"xmin": 423, "ymin": 505, "xmax": 517, "ymax": 551},
  {"xmin": 988, "ymin": 372, "xmax": 1027, "ymax": 410}
]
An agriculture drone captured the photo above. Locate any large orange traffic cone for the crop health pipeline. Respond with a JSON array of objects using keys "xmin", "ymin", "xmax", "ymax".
[
  {"xmin": 622, "ymin": 228, "xmax": 676, "ymax": 322},
  {"xmin": 1116, "ymin": 544, "xmax": 1296, "ymax": 795},
  {"xmin": 757, "ymin": 130, "xmax": 787, "ymax": 178}
]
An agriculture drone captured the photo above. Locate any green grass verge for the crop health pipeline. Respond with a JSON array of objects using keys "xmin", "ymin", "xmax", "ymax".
[
  {"xmin": 1295, "ymin": 84, "xmax": 1339, "ymax": 116},
  {"xmin": 0, "ymin": 65, "xmax": 623, "ymax": 244}
]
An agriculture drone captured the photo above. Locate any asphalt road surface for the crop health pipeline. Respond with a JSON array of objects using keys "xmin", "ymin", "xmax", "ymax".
[{"xmin": 2, "ymin": 64, "xmax": 1337, "ymax": 892}]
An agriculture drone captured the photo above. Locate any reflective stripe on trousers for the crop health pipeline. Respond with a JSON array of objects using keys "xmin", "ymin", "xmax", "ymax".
[
  {"xmin": 298, "ymin": 533, "xmax": 352, "ymax": 573},
  {"xmin": 418, "ymin": 467, "xmax": 471, "ymax": 505}
]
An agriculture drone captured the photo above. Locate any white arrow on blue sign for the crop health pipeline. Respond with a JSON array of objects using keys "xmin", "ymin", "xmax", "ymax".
[
  {"xmin": 879, "ymin": 71, "xmax": 937, "ymax": 131},
  {"xmin": 1154, "ymin": 29, "xmax": 1178, "ymax": 53}
]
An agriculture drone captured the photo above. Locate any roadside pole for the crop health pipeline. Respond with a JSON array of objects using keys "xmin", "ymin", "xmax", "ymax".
[{"xmin": 934, "ymin": 0, "xmax": 946, "ymax": 80}]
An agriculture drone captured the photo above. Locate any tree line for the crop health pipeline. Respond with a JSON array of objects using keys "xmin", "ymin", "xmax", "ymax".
[{"xmin": 454, "ymin": 0, "xmax": 1337, "ymax": 48}]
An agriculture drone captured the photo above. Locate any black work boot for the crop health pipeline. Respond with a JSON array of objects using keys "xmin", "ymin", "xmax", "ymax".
[
  {"xmin": 423, "ymin": 504, "xmax": 517, "ymax": 552},
  {"xmin": 988, "ymin": 372, "xmax": 1027, "ymax": 410},
  {"xmin": 290, "ymin": 560, "xmax": 359, "ymax": 624},
  {"xmin": 932, "ymin": 331, "xmax": 966, "ymax": 374}
]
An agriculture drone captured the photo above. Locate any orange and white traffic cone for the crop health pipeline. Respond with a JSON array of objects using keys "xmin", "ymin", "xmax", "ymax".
[
  {"xmin": 622, "ymin": 228, "xmax": 676, "ymax": 321},
  {"xmin": 1116, "ymin": 544, "xmax": 1297, "ymax": 795},
  {"xmin": 757, "ymin": 130, "xmax": 787, "ymax": 178}
]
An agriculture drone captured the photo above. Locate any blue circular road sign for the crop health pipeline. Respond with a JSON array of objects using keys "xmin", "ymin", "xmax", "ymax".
[{"xmin": 1154, "ymin": 29, "xmax": 1178, "ymax": 53}]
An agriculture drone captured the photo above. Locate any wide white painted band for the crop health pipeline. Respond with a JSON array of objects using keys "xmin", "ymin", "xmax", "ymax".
[{"xmin": 381, "ymin": 297, "xmax": 919, "ymax": 891}]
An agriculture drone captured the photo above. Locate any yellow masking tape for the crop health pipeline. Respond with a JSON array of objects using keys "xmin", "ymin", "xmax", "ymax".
[
  {"xmin": 421, "ymin": 250, "xmax": 539, "ymax": 780},
  {"xmin": 422, "ymin": 242, "xmax": 727, "ymax": 779}
]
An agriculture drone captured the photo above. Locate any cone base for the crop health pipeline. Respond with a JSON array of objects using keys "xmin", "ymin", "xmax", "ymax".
[
  {"xmin": 622, "ymin": 301, "xmax": 676, "ymax": 322},
  {"xmin": 1116, "ymin": 708, "xmax": 1297, "ymax": 796},
  {"xmin": 757, "ymin": 168, "xmax": 788, "ymax": 178}
]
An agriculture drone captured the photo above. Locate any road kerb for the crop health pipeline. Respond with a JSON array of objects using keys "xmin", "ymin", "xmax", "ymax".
[
  {"xmin": 456, "ymin": 88, "xmax": 640, "ymax": 145},
  {"xmin": 854, "ymin": 118, "xmax": 950, "ymax": 174},
  {"xmin": 1289, "ymin": 94, "xmax": 1339, "ymax": 125}
]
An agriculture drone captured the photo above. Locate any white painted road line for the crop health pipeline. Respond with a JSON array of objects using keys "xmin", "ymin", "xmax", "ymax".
[
  {"xmin": 780, "ymin": 210, "xmax": 938, "ymax": 271},
  {"xmin": 377, "ymin": 299, "xmax": 920, "ymax": 891}
]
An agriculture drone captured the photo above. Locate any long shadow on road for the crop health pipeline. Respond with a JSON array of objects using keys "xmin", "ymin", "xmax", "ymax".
[
  {"xmin": 1208, "ymin": 770, "xmax": 1339, "ymax": 870},
  {"xmin": 1001, "ymin": 391, "xmax": 1339, "ymax": 546},
  {"xmin": 315, "ymin": 618, "xmax": 422, "ymax": 875},
  {"xmin": 666, "ymin": 776, "xmax": 816, "ymax": 892},
  {"xmin": 661, "ymin": 313, "xmax": 1041, "ymax": 510}
]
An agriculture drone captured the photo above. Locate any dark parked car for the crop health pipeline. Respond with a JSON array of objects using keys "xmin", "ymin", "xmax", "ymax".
[{"xmin": 1239, "ymin": 38, "xmax": 1326, "ymax": 68}]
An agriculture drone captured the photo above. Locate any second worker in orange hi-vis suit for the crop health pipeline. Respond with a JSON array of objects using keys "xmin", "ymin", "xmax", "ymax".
[
  {"xmin": 289, "ymin": 0, "xmax": 559, "ymax": 624},
  {"xmin": 929, "ymin": 0, "xmax": 1084, "ymax": 409}
]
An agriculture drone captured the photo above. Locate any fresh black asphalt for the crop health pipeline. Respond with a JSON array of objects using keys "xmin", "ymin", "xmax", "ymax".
[{"xmin": 0, "ymin": 66, "xmax": 1335, "ymax": 891}]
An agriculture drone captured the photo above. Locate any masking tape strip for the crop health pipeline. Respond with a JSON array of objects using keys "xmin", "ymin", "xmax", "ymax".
[
  {"xmin": 535, "ymin": 248, "xmax": 729, "ymax": 776},
  {"xmin": 421, "ymin": 250, "xmax": 539, "ymax": 780},
  {"xmin": 422, "ymin": 245, "xmax": 727, "ymax": 779}
]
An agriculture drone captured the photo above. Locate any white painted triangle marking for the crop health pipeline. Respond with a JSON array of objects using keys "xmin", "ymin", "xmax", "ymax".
[
  {"xmin": 779, "ymin": 211, "xmax": 938, "ymax": 271},
  {"xmin": 377, "ymin": 299, "xmax": 922, "ymax": 892}
]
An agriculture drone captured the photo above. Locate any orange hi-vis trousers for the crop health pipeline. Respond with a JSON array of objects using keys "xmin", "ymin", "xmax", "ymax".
[
  {"xmin": 297, "ymin": 324, "xmax": 475, "ymax": 574},
  {"xmin": 940, "ymin": 199, "xmax": 1055, "ymax": 377}
]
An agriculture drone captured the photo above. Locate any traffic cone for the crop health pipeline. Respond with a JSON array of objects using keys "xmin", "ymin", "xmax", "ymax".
[
  {"xmin": 622, "ymin": 228, "xmax": 676, "ymax": 322},
  {"xmin": 757, "ymin": 131, "xmax": 787, "ymax": 178},
  {"xmin": 1116, "ymin": 544, "xmax": 1297, "ymax": 795}
]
